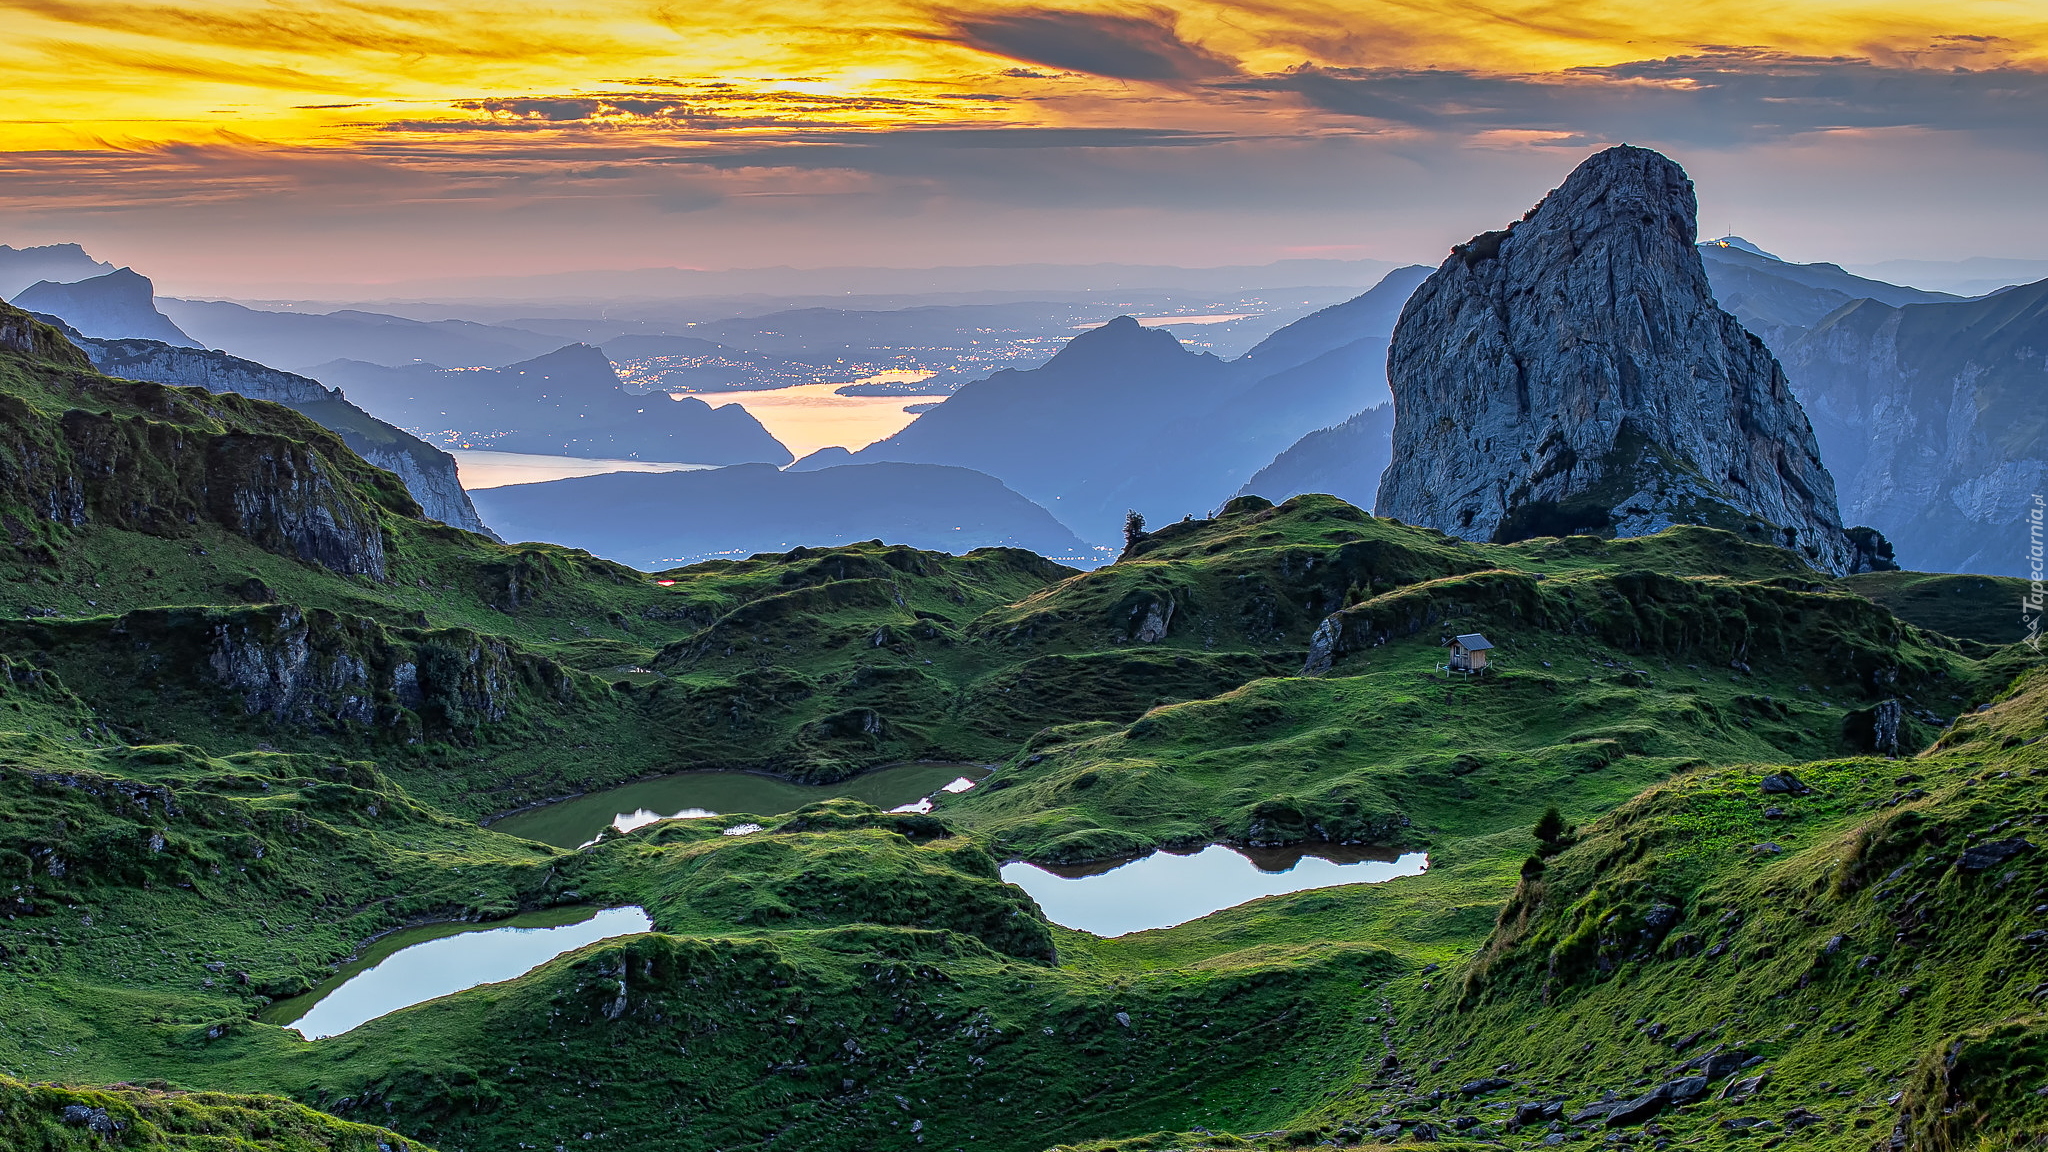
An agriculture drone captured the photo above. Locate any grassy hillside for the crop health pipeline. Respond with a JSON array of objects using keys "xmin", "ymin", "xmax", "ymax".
[
  {"xmin": 0, "ymin": 302, "xmax": 2040, "ymax": 1151},
  {"xmin": 0, "ymin": 1075, "xmax": 429, "ymax": 1151}
]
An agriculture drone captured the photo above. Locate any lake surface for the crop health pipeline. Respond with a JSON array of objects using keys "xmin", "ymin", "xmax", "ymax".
[
  {"xmin": 697, "ymin": 381, "xmax": 930, "ymax": 459},
  {"xmin": 490, "ymin": 763, "xmax": 989, "ymax": 849},
  {"xmin": 1001, "ymin": 845, "xmax": 1428, "ymax": 937},
  {"xmin": 450, "ymin": 450, "xmax": 713, "ymax": 490},
  {"xmin": 264, "ymin": 905, "xmax": 652, "ymax": 1040}
]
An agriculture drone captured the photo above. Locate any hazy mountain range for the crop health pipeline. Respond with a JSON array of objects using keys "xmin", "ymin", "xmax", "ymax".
[
  {"xmin": 1775, "ymin": 278, "xmax": 2048, "ymax": 576},
  {"xmin": 8, "ymin": 234, "xmax": 2044, "ymax": 579},
  {"xmin": 0, "ymin": 242, "xmax": 112, "ymax": 297},
  {"xmin": 843, "ymin": 266, "xmax": 1428, "ymax": 542},
  {"xmin": 311, "ymin": 344, "xmax": 792, "ymax": 465},
  {"xmin": 175, "ymin": 256, "xmax": 1405, "ymax": 304},
  {"xmin": 471, "ymin": 461, "xmax": 1093, "ymax": 568}
]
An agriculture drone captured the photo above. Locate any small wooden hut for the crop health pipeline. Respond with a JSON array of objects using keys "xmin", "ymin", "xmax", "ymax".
[{"xmin": 1446, "ymin": 633, "xmax": 1493, "ymax": 673}]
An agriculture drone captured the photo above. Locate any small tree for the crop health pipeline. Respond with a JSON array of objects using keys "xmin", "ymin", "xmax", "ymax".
[
  {"xmin": 1534, "ymin": 806, "xmax": 1567, "ymax": 852},
  {"xmin": 1120, "ymin": 510, "xmax": 1147, "ymax": 558}
]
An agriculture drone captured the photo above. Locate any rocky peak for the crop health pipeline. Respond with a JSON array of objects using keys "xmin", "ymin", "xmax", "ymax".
[
  {"xmin": 1374, "ymin": 145, "xmax": 1855, "ymax": 575},
  {"xmin": 1043, "ymin": 315, "xmax": 1197, "ymax": 373},
  {"xmin": 504, "ymin": 342, "xmax": 620, "ymax": 386},
  {"xmin": 13, "ymin": 268, "xmax": 196, "ymax": 347}
]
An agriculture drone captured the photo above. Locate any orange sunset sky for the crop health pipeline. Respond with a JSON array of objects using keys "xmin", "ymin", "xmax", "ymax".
[{"xmin": 2, "ymin": 0, "xmax": 2044, "ymax": 294}]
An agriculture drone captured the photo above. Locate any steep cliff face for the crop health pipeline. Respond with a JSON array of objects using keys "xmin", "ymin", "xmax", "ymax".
[
  {"xmin": 202, "ymin": 604, "xmax": 577, "ymax": 731},
  {"xmin": 69, "ymin": 335, "xmax": 497, "ymax": 539},
  {"xmin": 0, "ymin": 302, "xmax": 402, "ymax": 578},
  {"xmin": 1772, "ymin": 281, "xmax": 2048, "ymax": 577},
  {"xmin": 1375, "ymin": 146, "xmax": 1854, "ymax": 574}
]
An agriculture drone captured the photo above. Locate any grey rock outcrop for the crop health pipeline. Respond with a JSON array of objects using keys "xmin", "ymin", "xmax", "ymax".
[
  {"xmin": 1375, "ymin": 145, "xmax": 1854, "ymax": 574},
  {"xmin": 64, "ymin": 334, "xmax": 497, "ymax": 539},
  {"xmin": 205, "ymin": 604, "xmax": 570, "ymax": 729}
]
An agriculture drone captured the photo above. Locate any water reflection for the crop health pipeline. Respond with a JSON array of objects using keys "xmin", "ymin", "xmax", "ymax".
[
  {"xmin": 265, "ymin": 905, "xmax": 652, "ymax": 1040},
  {"xmin": 490, "ymin": 763, "xmax": 987, "ymax": 849},
  {"xmin": 1001, "ymin": 845, "xmax": 1427, "ymax": 937}
]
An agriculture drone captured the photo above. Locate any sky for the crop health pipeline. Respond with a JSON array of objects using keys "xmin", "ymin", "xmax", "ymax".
[{"xmin": 1, "ymin": 0, "xmax": 2045, "ymax": 296}]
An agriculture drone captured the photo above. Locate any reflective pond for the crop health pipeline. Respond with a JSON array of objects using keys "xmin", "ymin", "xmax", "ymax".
[
  {"xmin": 489, "ymin": 762, "xmax": 987, "ymax": 849},
  {"xmin": 1001, "ymin": 845, "xmax": 1428, "ymax": 937},
  {"xmin": 263, "ymin": 905, "xmax": 652, "ymax": 1040}
]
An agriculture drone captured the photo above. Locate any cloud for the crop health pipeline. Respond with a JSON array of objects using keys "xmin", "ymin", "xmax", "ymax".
[
  {"xmin": 921, "ymin": 6, "xmax": 1238, "ymax": 81},
  {"xmin": 1226, "ymin": 49, "xmax": 2048, "ymax": 146},
  {"xmin": 370, "ymin": 86, "xmax": 984, "ymax": 135},
  {"xmin": 2, "ymin": 0, "xmax": 637, "ymax": 63}
]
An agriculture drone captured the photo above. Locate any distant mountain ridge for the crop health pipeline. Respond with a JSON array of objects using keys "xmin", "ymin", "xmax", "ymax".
[
  {"xmin": 1698, "ymin": 237, "xmax": 1959, "ymax": 348},
  {"xmin": 471, "ymin": 461, "xmax": 1093, "ymax": 568},
  {"xmin": 311, "ymin": 343, "xmax": 793, "ymax": 465},
  {"xmin": 1236, "ymin": 404, "xmax": 1395, "ymax": 509},
  {"xmin": 205, "ymin": 256, "xmax": 1407, "ymax": 303},
  {"xmin": 848, "ymin": 266, "xmax": 1432, "ymax": 543},
  {"xmin": 1773, "ymin": 277, "xmax": 2048, "ymax": 576},
  {"xmin": 14, "ymin": 268, "xmax": 197, "ymax": 347},
  {"xmin": 157, "ymin": 297, "xmax": 563, "ymax": 371},
  {"xmin": 0, "ymin": 242, "xmax": 113, "ymax": 297}
]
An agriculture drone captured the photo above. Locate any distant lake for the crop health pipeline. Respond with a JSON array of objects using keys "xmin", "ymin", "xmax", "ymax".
[
  {"xmin": 451, "ymin": 450, "xmax": 714, "ymax": 490},
  {"xmin": 697, "ymin": 381, "xmax": 934, "ymax": 460},
  {"xmin": 1002, "ymin": 845, "xmax": 1428, "ymax": 937}
]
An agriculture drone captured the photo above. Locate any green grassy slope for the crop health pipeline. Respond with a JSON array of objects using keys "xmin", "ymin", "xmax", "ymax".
[
  {"xmin": 0, "ymin": 1075, "xmax": 429, "ymax": 1151},
  {"xmin": 1, "ymin": 302, "xmax": 2042, "ymax": 1152},
  {"xmin": 1257, "ymin": 669, "xmax": 2048, "ymax": 1150},
  {"xmin": 1842, "ymin": 570, "xmax": 2036, "ymax": 646}
]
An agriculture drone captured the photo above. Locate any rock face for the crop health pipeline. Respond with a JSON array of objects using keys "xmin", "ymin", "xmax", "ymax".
[
  {"xmin": 1772, "ymin": 281, "xmax": 2048, "ymax": 577},
  {"xmin": 0, "ymin": 302, "xmax": 398, "ymax": 578},
  {"xmin": 1374, "ymin": 145, "xmax": 1854, "ymax": 575},
  {"xmin": 67, "ymin": 335, "xmax": 497, "ymax": 539},
  {"xmin": 203, "ymin": 604, "xmax": 574, "ymax": 730}
]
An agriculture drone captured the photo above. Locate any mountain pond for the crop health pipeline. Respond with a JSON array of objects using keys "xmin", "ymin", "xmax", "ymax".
[
  {"xmin": 1002, "ymin": 844, "xmax": 1429, "ymax": 937},
  {"xmin": 488, "ymin": 762, "xmax": 990, "ymax": 849},
  {"xmin": 265, "ymin": 775, "xmax": 1423, "ymax": 1037},
  {"xmin": 262, "ymin": 905, "xmax": 654, "ymax": 1040}
]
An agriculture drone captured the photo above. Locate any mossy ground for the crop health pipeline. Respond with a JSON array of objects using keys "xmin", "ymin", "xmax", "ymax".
[
  {"xmin": 2, "ymin": 308, "xmax": 2043, "ymax": 1151},
  {"xmin": 0, "ymin": 1074, "xmax": 425, "ymax": 1151}
]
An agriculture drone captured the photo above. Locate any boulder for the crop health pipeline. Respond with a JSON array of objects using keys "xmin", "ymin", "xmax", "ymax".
[
  {"xmin": 1960, "ymin": 837, "xmax": 2033, "ymax": 871},
  {"xmin": 1604, "ymin": 1085, "xmax": 1671, "ymax": 1127}
]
